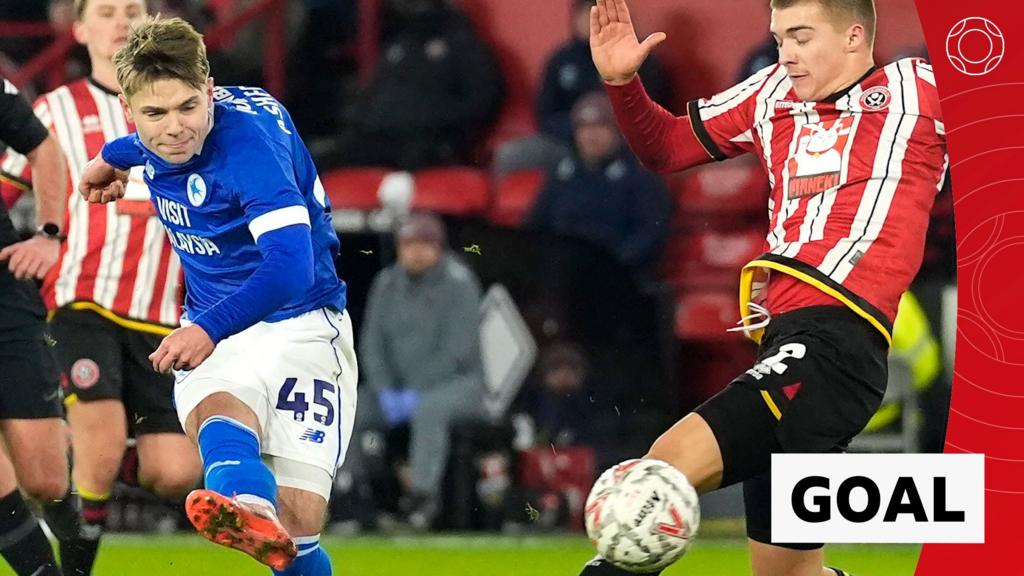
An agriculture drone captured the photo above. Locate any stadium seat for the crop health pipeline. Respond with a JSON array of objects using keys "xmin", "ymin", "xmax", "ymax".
[
  {"xmin": 518, "ymin": 445, "xmax": 595, "ymax": 531},
  {"xmin": 412, "ymin": 167, "xmax": 490, "ymax": 217},
  {"xmin": 489, "ymin": 169, "xmax": 546, "ymax": 228},
  {"xmin": 661, "ymin": 229, "xmax": 764, "ymax": 290},
  {"xmin": 673, "ymin": 156, "xmax": 768, "ymax": 224},
  {"xmin": 319, "ymin": 167, "xmax": 389, "ymax": 211},
  {"xmin": 674, "ymin": 290, "xmax": 744, "ymax": 342}
]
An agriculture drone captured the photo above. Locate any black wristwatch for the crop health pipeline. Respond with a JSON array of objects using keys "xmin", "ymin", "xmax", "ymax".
[{"xmin": 35, "ymin": 222, "xmax": 66, "ymax": 241}]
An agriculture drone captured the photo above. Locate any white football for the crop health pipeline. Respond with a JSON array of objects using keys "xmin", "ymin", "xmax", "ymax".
[{"xmin": 584, "ymin": 459, "xmax": 700, "ymax": 573}]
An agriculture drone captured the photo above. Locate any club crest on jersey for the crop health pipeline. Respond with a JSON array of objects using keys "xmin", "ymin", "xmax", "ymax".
[
  {"xmin": 859, "ymin": 86, "xmax": 891, "ymax": 111},
  {"xmin": 187, "ymin": 174, "xmax": 207, "ymax": 207},
  {"xmin": 786, "ymin": 117, "xmax": 853, "ymax": 199}
]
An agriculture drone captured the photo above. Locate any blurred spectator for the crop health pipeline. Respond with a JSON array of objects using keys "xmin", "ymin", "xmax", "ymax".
[
  {"xmin": 319, "ymin": 0, "xmax": 504, "ymax": 170},
  {"xmin": 0, "ymin": 0, "xmax": 50, "ymax": 72},
  {"xmin": 287, "ymin": 0, "xmax": 358, "ymax": 137},
  {"xmin": 358, "ymin": 212, "xmax": 485, "ymax": 529},
  {"xmin": 517, "ymin": 341, "xmax": 593, "ymax": 448},
  {"xmin": 494, "ymin": 0, "xmax": 672, "ymax": 175},
  {"xmin": 738, "ymin": 37, "xmax": 778, "ymax": 80},
  {"xmin": 527, "ymin": 92, "xmax": 671, "ymax": 274}
]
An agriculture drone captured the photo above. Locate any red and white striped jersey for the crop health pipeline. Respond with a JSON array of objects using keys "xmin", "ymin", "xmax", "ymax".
[
  {"xmin": 0, "ymin": 78, "xmax": 181, "ymax": 330},
  {"xmin": 688, "ymin": 58, "xmax": 947, "ymax": 342}
]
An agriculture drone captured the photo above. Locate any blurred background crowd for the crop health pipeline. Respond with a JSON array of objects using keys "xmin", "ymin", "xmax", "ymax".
[{"xmin": 1, "ymin": 0, "xmax": 954, "ymax": 535}]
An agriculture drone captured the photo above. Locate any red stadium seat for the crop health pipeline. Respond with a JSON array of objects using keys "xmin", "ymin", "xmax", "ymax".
[
  {"xmin": 674, "ymin": 156, "xmax": 768, "ymax": 222},
  {"xmin": 489, "ymin": 169, "xmax": 546, "ymax": 228},
  {"xmin": 319, "ymin": 167, "xmax": 390, "ymax": 211},
  {"xmin": 412, "ymin": 167, "xmax": 490, "ymax": 217},
  {"xmin": 518, "ymin": 445, "xmax": 595, "ymax": 531},
  {"xmin": 674, "ymin": 290, "xmax": 744, "ymax": 342},
  {"xmin": 661, "ymin": 229, "xmax": 764, "ymax": 290}
]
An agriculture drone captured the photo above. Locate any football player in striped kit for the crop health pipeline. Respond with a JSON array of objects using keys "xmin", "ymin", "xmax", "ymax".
[
  {"xmin": 0, "ymin": 1, "xmax": 202, "ymax": 574},
  {"xmin": 579, "ymin": 1, "xmax": 946, "ymax": 575}
]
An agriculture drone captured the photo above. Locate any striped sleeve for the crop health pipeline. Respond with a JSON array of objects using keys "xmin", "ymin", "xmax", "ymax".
[
  {"xmin": 687, "ymin": 64, "xmax": 778, "ymax": 160},
  {"xmin": 912, "ymin": 60, "xmax": 944, "ymax": 136}
]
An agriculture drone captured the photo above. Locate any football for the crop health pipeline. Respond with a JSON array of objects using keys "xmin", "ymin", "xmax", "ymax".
[{"xmin": 584, "ymin": 459, "xmax": 700, "ymax": 573}]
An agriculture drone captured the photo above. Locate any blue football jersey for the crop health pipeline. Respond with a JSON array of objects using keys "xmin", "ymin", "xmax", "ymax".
[{"xmin": 111, "ymin": 86, "xmax": 346, "ymax": 323}]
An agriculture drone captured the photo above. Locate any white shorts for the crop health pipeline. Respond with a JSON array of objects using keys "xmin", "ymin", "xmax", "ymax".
[{"xmin": 174, "ymin": 307, "xmax": 358, "ymax": 500}]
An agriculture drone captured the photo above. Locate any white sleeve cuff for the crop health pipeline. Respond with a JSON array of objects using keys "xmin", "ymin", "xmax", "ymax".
[{"xmin": 248, "ymin": 205, "xmax": 310, "ymax": 241}]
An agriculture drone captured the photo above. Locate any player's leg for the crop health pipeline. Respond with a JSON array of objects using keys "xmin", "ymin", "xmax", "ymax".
[
  {"xmin": 0, "ymin": 324, "xmax": 66, "ymax": 576},
  {"xmin": 749, "ymin": 541, "xmax": 835, "ymax": 576},
  {"xmin": 579, "ymin": 345, "xmax": 784, "ymax": 576},
  {"xmin": 182, "ymin": 393, "xmax": 295, "ymax": 569},
  {"xmin": 744, "ymin": 473, "xmax": 840, "ymax": 576},
  {"xmin": 0, "ymin": 446, "xmax": 62, "ymax": 576},
  {"xmin": 126, "ymin": 327, "xmax": 202, "ymax": 498},
  {"xmin": 268, "ymin": 463, "xmax": 335, "ymax": 576},
  {"xmin": 136, "ymin": 433, "xmax": 201, "ymax": 496},
  {"xmin": 46, "ymin": 310, "xmax": 129, "ymax": 575},
  {"xmin": 256, "ymin": 308, "xmax": 358, "ymax": 575}
]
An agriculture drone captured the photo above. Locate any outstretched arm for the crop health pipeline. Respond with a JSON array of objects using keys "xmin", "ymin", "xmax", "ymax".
[
  {"xmin": 606, "ymin": 77, "xmax": 715, "ymax": 174},
  {"xmin": 591, "ymin": 0, "xmax": 714, "ymax": 174}
]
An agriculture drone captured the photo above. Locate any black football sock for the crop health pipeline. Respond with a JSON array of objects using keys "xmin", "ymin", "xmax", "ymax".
[{"xmin": 0, "ymin": 489, "xmax": 61, "ymax": 576}]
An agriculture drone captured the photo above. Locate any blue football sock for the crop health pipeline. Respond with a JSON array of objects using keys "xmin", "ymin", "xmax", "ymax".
[
  {"xmin": 273, "ymin": 535, "xmax": 333, "ymax": 576},
  {"xmin": 198, "ymin": 416, "xmax": 277, "ymax": 507}
]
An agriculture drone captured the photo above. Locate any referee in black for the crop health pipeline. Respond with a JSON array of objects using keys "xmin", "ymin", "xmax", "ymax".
[{"xmin": 0, "ymin": 74, "xmax": 69, "ymax": 576}]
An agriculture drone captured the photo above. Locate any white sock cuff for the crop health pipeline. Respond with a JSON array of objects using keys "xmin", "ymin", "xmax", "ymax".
[
  {"xmin": 234, "ymin": 493, "xmax": 276, "ymax": 512},
  {"xmin": 295, "ymin": 534, "xmax": 321, "ymax": 557},
  {"xmin": 198, "ymin": 416, "xmax": 261, "ymax": 448}
]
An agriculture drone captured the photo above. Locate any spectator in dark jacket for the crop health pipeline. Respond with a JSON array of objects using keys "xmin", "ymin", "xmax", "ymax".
[
  {"xmin": 527, "ymin": 92, "xmax": 671, "ymax": 272},
  {"xmin": 322, "ymin": 0, "xmax": 504, "ymax": 170},
  {"xmin": 494, "ymin": 0, "xmax": 671, "ymax": 175},
  {"xmin": 738, "ymin": 37, "xmax": 779, "ymax": 80}
]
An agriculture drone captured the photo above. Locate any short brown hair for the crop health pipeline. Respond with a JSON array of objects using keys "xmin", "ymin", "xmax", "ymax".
[
  {"xmin": 770, "ymin": 0, "xmax": 876, "ymax": 43},
  {"xmin": 114, "ymin": 16, "xmax": 209, "ymax": 98}
]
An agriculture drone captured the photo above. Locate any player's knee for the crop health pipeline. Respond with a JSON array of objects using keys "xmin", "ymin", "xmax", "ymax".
[
  {"xmin": 22, "ymin": 474, "xmax": 70, "ymax": 503},
  {"xmin": 140, "ymin": 463, "xmax": 202, "ymax": 499}
]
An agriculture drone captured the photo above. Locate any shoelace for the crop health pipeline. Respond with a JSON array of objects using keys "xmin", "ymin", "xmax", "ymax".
[{"xmin": 725, "ymin": 301, "xmax": 772, "ymax": 335}]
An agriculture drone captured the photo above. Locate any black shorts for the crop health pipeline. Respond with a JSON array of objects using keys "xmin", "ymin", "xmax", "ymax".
[
  {"xmin": 49, "ymin": 307, "xmax": 183, "ymax": 435},
  {"xmin": 0, "ymin": 321, "xmax": 62, "ymax": 420},
  {"xmin": 695, "ymin": 305, "xmax": 888, "ymax": 549},
  {"xmin": 0, "ymin": 272, "xmax": 62, "ymax": 420}
]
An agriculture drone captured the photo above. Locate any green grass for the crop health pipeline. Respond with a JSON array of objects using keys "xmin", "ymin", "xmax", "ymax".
[{"xmin": 0, "ymin": 534, "xmax": 921, "ymax": 575}]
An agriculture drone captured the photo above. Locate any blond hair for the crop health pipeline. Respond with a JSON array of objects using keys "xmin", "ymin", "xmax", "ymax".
[
  {"xmin": 770, "ymin": 0, "xmax": 876, "ymax": 43},
  {"xmin": 114, "ymin": 16, "xmax": 209, "ymax": 98}
]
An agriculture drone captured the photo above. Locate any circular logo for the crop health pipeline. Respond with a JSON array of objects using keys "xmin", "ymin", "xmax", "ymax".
[
  {"xmin": 946, "ymin": 17, "xmax": 1004, "ymax": 76},
  {"xmin": 187, "ymin": 173, "xmax": 207, "ymax": 207},
  {"xmin": 859, "ymin": 86, "xmax": 892, "ymax": 111},
  {"xmin": 70, "ymin": 358, "xmax": 100, "ymax": 390}
]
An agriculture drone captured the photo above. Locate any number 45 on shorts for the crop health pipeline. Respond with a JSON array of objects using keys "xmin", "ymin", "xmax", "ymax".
[{"xmin": 275, "ymin": 377, "xmax": 336, "ymax": 426}]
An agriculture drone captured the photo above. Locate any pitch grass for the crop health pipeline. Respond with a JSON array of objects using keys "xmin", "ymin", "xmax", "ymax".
[{"xmin": 1, "ymin": 532, "xmax": 921, "ymax": 575}]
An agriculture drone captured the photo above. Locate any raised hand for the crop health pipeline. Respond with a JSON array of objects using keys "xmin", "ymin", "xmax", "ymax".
[{"xmin": 589, "ymin": 0, "xmax": 667, "ymax": 85}]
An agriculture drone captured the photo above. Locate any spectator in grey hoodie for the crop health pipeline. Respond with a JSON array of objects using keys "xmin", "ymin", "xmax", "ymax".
[{"xmin": 358, "ymin": 212, "xmax": 484, "ymax": 529}]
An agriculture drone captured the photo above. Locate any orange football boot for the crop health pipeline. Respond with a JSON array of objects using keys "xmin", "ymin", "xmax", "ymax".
[{"xmin": 185, "ymin": 489, "xmax": 297, "ymax": 570}]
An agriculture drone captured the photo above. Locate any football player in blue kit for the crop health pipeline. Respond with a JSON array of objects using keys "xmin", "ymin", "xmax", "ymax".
[{"xmin": 78, "ymin": 17, "xmax": 357, "ymax": 575}]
